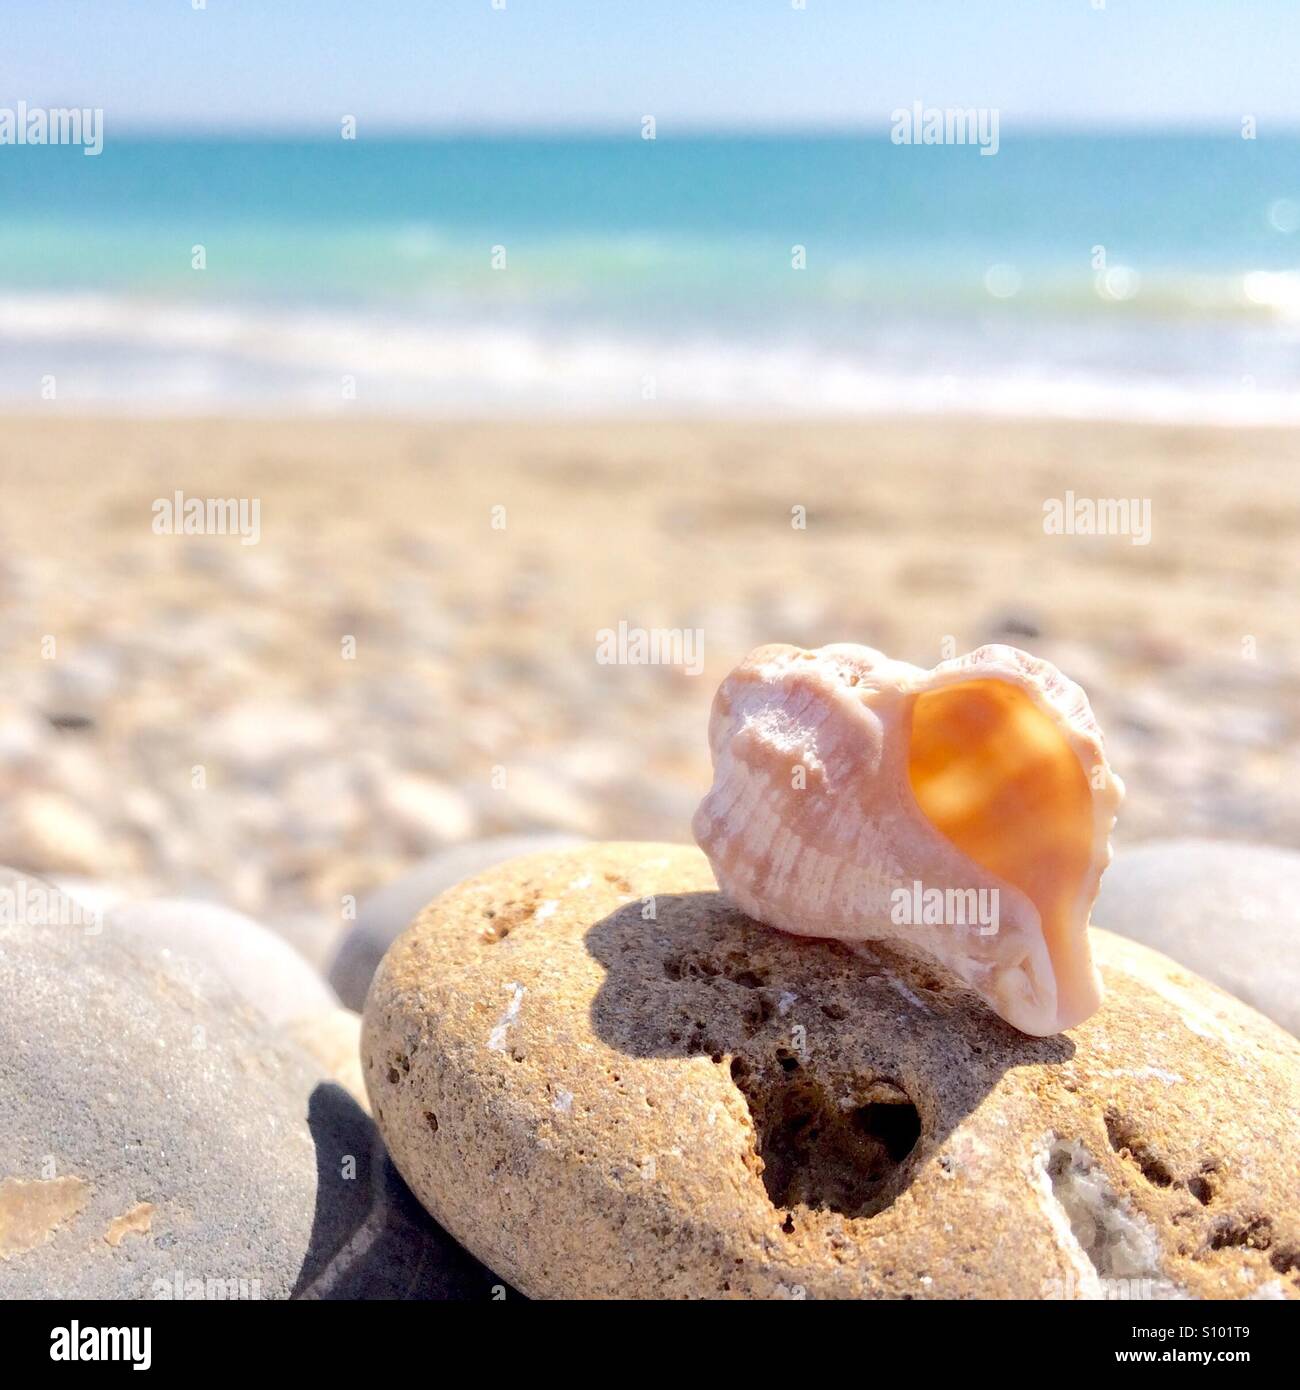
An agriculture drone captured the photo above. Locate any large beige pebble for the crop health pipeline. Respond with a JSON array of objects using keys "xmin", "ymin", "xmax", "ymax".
[
  {"xmin": 363, "ymin": 843, "xmax": 1300, "ymax": 1300},
  {"xmin": 328, "ymin": 833, "xmax": 585, "ymax": 1011}
]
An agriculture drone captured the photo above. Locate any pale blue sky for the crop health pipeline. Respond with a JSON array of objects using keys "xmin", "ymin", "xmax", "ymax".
[{"xmin": 10, "ymin": 0, "xmax": 1299, "ymax": 133}]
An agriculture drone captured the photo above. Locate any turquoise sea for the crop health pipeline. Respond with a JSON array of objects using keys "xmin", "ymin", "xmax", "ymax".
[{"xmin": 1, "ymin": 132, "xmax": 1298, "ymax": 419}]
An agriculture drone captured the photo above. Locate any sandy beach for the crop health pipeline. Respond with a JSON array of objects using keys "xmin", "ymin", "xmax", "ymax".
[{"xmin": 1, "ymin": 414, "xmax": 1297, "ymax": 957}]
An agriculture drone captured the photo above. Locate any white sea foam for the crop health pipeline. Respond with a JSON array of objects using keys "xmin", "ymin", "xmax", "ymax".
[{"xmin": 3, "ymin": 291, "xmax": 1299, "ymax": 425}]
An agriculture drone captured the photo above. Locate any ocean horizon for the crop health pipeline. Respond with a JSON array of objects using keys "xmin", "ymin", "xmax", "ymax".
[{"xmin": 2, "ymin": 130, "xmax": 1298, "ymax": 422}]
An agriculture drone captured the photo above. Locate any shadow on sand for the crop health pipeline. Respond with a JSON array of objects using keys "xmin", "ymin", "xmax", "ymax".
[{"xmin": 292, "ymin": 1081, "xmax": 513, "ymax": 1300}]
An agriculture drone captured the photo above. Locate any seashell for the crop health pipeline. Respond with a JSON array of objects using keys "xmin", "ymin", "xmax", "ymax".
[{"xmin": 692, "ymin": 643, "xmax": 1124, "ymax": 1036}]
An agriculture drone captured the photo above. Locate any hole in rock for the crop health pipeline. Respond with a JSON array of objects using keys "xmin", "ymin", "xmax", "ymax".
[
  {"xmin": 1188, "ymin": 1159, "xmax": 1220, "ymax": 1207},
  {"xmin": 740, "ymin": 995, "xmax": 773, "ymax": 1037},
  {"xmin": 1208, "ymin": 1215, "xmax": 1272, "ymax": 1252},
  {"xmin": 908, "ymin": 678, "xmax": 1094, "ymax": 1020},
  {"xmin": 480, "ymin": 899, "xmax": 534, "ymax": 944},
  {"xmin": 1187, "ymin": 1176, "xmax": 1213, "ymax": 1206},
  {"xmin": 733, "ymin": 1068, "xmax": 921, "ymax": 1221},
  {"xmin": 1104, "ymin": 1110, "xmax": 1176, "ymax": 1188}
]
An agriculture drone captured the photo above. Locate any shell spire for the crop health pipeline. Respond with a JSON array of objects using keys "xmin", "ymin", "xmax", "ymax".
[{"xmin": 692, "ymin": 643, "xmax": 1124, "ymax": 1036}]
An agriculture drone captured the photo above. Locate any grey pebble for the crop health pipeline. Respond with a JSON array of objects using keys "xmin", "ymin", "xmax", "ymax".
[
  {"xmin": 104, "ymin": 898, "xmax": 339, "ymax": 1028},
  {"xmin": 1095, "ymin": 837, "xmax": 1300, "ymax": 1036},
  {"xmin": 0, "ymin": 870, "xmax": 508, "ymax": 1300}
]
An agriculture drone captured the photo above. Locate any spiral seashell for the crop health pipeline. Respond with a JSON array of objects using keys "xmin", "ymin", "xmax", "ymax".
[{"xmin": 692, "ymin": 643, "xmax": 1124, "ymax": 1036}]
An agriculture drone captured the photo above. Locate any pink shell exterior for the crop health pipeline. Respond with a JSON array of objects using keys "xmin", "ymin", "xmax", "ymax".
[{"xmin": 692, "ymin": 643, "xmax": 1125, "ymax": 1036}]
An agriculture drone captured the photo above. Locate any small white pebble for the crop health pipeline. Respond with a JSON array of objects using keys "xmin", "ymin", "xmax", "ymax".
[
  {"xmin": 552, "ymin": 1089, "xmax": 573, "ymax": 1115},
  {"xmin": 487, "ymin": 982, "xmax": 525, "ymax": 1052},
  {"xmin": 885, "ymin": 975, "xmax": 926, "ymax": 1010},
  {"xmin": 777, "ymin": 991, "xmax": 797, "ymax": 1016}
]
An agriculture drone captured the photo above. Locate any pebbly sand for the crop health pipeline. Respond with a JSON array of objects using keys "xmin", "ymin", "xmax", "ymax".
[{"xmin": 1, "ymin": 415, "xmax": 1297, "ymax": 960}]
